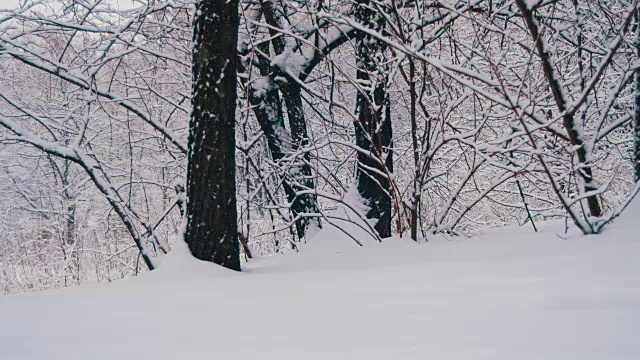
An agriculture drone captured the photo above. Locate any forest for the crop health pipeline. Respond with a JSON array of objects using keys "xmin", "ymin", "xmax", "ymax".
[{"xmin": 0, "ymin": 0, "xmax": 639, "ymax": 292}]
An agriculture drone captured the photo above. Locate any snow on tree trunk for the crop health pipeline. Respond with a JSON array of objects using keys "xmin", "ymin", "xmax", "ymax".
[
  {"xmin": 185, "ymin": 0, "xmax": 240, "ymax": 270},
  {"xmin": 260, "ymin": 0, "xmax": 321, "ymax": 241},
  {"xmin": 516, "ymin": 0, "xmax": 602, "ymax": 218},
  {"xmin": 353, "ymin": 0, "xmax": 393, "ymax": 239}
]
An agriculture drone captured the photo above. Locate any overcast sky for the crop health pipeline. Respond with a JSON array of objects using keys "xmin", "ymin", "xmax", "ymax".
[{"xmin": 0, "ymin": 0, "xmax": 20, "ymax": 10}]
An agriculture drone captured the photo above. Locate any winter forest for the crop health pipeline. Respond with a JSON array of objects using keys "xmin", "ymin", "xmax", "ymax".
[
  {"xmin": 1, "ymin": 0, "xmax": 640, "ymax": 357},
  {"xmin": 1, "ymin": 0, "xmax": 638, "ymax": 290}
]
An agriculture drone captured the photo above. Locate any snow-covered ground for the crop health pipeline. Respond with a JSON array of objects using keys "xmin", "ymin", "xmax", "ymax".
[{"xmin": 1, "ymin": 200, "xmax": 640, "ymax": 359}]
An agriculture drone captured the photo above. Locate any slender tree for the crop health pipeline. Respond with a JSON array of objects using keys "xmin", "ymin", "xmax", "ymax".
[
  {"xmin": 515, "ymin": 0, "xmax": 603, "ymax": 218},
  {"xmin": 185, "ymin": 0, "xmax": 240, "ymax": 270}
]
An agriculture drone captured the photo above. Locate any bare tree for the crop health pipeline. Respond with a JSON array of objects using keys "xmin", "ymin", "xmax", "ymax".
[
  {"xmin": 352, "ymin": 0, "xmax": 393, "ymax": 238},
  {"xmin": 185, "ymin": 0, "xmax": 241, "ymax": 270}
]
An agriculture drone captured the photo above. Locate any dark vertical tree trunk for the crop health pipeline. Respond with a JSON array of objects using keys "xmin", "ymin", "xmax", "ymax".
[
  {"xmin": 278, "ymin": 81, "xmax": 321, "ymax": 240},
  {"xmin": 250, "ymin": 81, "xmax": 315, "ymax": 240},
  {"xmin": 239, "ymin": 31, "xmax": 319, "ymax": 241},
  {"xmin": 259, "ymin": 0, "xmax": 321, "ymax": 240},
  {"xmin": 409, "ymin": 58, "xmax": 419, "ymax": 241},
  {"xmin": 354, "ymin": 0, "xmax": 393, "ymax": 238},
  {"xmin": 244, "ymin": 42, "xmax": 288, "ymax": 164},
  {"xmin": 185, "ymin": 0, "xmax": 240, "ymax": 270}
]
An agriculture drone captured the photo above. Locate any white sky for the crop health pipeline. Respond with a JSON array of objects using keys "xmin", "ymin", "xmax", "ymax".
[{"xmin": 0, "ymin": 0, "xmax": 21, "ymax": 10}]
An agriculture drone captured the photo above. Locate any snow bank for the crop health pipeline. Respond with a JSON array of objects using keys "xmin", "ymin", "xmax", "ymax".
[{"xmin": 1, "ymin": 200, "xmax": 640, "ymax": 359}]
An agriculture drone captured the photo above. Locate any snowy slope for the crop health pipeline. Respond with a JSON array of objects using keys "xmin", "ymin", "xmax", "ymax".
[{"xmin": 1, "ymin": 200, "xmax": 640, "ymax": 359}]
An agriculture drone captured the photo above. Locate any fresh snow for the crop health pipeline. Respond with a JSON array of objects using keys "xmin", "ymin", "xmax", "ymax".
[
  {"xmin": 1, "ymin": 200, "xmax": 640, "ymax": 359},
  {"xmin": 271, "ymin": 48, "xmax": 307, "ymax": 78}
]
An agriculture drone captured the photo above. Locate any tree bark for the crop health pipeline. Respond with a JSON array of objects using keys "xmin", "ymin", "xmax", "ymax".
[
  {"xmin": 409, "ymin": 58, "xmax": 419, "ymax": 241},
  {"xmin": 516, "ymin": 0, "xmax": 602, "ymax": 217},
  {"xmin": 185, "ymin": 0, "xmax": 240, "ymax": 270},
  {"xmin": 259, "ymin": 0, "xmax": 321, "ymax": 240},
  {"xmin": 354, "ymin": 0, "xmax": 393, "ymax": 238}
]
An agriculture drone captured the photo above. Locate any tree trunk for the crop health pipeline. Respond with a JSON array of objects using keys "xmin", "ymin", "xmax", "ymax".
[
  {"xmin": 185, "ymin": 0, "xmax": 240, "ymax": 270},
  {"xmin": 278, "ymin": 81, "xmax": 321, "ymax": 239},
  {"xmin": 239, "ymin": 33, "xmax": 319, "ymax": 241},
  {"xmin": 354, "ymin": 0, "xmax": 393, "ymax": 238},
  {"xmin": 259, "ymin": 0, "xmax": 321, "ymax": 240},
  {"xmin": 65, "ymin": 203, "xmax": 76, "ymax": 245},
  {"xmin": 516, "ymin": 0, "xmax": 602, "ymax": 217},
  {"xmin": 409, "ymin": 58, "xmax": 419, "ymax": 241}
]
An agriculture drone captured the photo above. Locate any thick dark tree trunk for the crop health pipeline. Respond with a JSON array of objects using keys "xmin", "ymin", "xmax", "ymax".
[
  {"xmin": 185, "ymin": 0, "xmax": 240, "ymax": 270},
  {"xmin": 354, "ymin": 0, "xmax": 393, "ymax": 238}
]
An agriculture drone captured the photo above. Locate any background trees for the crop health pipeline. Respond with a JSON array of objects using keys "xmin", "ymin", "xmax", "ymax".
[{"xmin": 1, "ymin": 0, "xmax": 638, "ymax": 293}]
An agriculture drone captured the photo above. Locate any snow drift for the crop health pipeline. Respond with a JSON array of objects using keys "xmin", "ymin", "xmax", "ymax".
[{"xmin": 1, "ymin": 198, "xmax": 639, "ymax": 359}]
